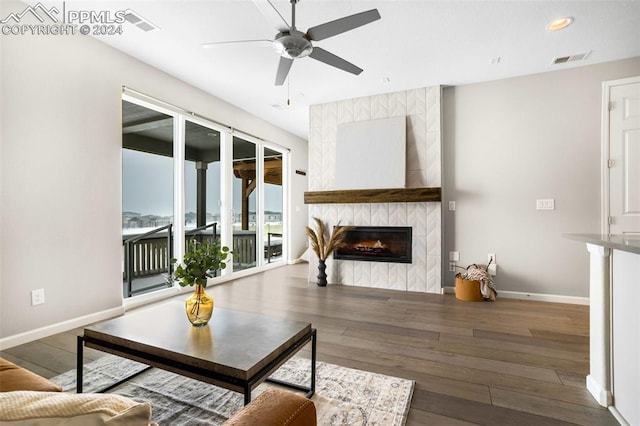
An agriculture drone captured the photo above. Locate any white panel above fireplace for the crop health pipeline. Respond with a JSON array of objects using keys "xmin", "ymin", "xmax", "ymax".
[{"xmin": 335, "ymin": 116, "xmax": 406, "ymax": 190}]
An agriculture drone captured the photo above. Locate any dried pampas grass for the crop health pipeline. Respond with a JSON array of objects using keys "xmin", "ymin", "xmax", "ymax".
[{"xmin": 305, "ymin": 217, "xmax": 352, "ymax": 261}]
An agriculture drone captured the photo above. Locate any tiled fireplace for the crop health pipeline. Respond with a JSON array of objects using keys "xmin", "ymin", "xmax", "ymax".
[{"xmin": 307, "ymin": 86, "xmax": 442, "ymax": 293}]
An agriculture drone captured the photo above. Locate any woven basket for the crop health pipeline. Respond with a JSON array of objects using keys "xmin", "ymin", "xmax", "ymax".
[{"xmin": 454, "ymin": 276, "xmax": 484, "ymax": 301}]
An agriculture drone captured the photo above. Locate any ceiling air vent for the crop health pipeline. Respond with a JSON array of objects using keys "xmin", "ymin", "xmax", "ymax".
[
  {"xmin": 124, "ymin": 9, "xmax": 160, "ymax": 32},
  {"xmin": 552, "ymin": 51, "xmax": 591, "ymax": 65}
]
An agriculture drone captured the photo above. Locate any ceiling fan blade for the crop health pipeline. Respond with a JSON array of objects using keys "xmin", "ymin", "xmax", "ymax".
[
  {"xmin": 275, "ymin": 56, "xmax": 294, "ymax": 86},
  {"xmin": 252, "ymin": 0, "xmax": 289, "ymax": 32},
  {"xmin": 306, "ymin": 9, "xmax": 380, "ymax": 41},
  {"xmin": 202, "ymin": 39, "xmax": 272, "ymax": 48},
  {"xmin": 309, "ymin": 47, "xmax": 362, "ymax": 75}
]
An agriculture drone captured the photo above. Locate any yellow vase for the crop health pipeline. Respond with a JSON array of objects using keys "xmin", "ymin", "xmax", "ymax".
[{"xmin": 185, "ymin": 285, "xmax": 214, "ymax": 327}]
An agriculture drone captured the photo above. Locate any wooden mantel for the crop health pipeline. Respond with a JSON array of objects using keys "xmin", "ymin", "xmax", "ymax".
[{"xmin": 304, "ymin": 187, "xmax": 441, "ymax": 204}]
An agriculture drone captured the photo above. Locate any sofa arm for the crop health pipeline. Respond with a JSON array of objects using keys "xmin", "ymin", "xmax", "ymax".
[
  {"xmin": 0, "ymin": 358, "xmax": 62, "ymax": 392},
  {"xmin": 224, "ymin": 389, "xmax": 316, "ymax": 426}
]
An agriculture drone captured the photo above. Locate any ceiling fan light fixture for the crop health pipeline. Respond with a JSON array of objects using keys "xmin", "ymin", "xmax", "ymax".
[
  {"xmin": 203, "ymin": 2, "xmax": 380, "ymax": 86},
  {"xmin": 547, "ymin": 17, "xmax": 573, "ymax": 31},
  {"xmin": 273, "ymin": 32, "xmax": 313, "ymax": 59}
]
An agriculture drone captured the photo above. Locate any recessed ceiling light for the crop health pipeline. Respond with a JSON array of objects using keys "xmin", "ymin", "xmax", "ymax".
[{"xmin": 547, "ymin": 17, "xmax": 573, "ymax": 31}]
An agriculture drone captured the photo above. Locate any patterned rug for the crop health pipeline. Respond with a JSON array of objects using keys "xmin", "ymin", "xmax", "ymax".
[{"xmin": 51, "ymin": 355, "xmax": 414, "ymax": 425}]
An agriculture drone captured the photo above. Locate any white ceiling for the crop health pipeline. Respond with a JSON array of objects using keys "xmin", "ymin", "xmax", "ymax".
[{"xmin": 46, "ymin": 1, "xmax": 640, "ymax": 139}]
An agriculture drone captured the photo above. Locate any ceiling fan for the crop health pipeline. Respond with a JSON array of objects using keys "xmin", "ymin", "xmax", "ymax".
[{"xmin": 202, "ymin": 0, "xmax": 381, "ymax": 86}]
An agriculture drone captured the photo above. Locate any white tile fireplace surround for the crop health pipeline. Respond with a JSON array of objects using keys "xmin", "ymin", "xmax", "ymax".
[{"xmin": 307, "ymin": 86, "xmax": 442, "ymax": 293}]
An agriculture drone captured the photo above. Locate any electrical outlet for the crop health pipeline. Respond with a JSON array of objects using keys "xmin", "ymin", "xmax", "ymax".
[
  {"xmin": 488, "ymin": 263, "xmax": 497, "ymax": 276},
  {"xmin": 31, "ymin": 289, "xmax": 45, "ymax": 306},
  {"xmin": 449, "ymin": 251, "xmax": 460, "ymax": 262},
  {"xmin": 449, "ymin": 262, "xmax": 456, "ymax": 272},
  {"xmin": 448, "ymin": 201, "xmax": 456, "ymax": 211},
  {"xmin": 488, "ymin": 253, "xmax": 496, "ymax": 264}
]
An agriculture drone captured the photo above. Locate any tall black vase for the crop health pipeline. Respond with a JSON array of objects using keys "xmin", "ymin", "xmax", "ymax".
[{"xmin": 317, "ymin": 259, "xmax": 328, "ymax": 287}]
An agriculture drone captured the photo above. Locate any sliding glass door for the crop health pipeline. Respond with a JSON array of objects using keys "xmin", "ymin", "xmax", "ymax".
[
  {"xmin": 232, "ymin": 136, "xmax": 257, "ymax": 272},
  {"xmin": 122, "ymin": 94, "xmax": 288, "ymax": 298},
  {"xmin": 121, "ymin": 100, "xmax": 175, "ymax": 297},
  {"xmin": 184, "ymin": 121, "xmax": 221, "ymax": 262},
  {"xmin": 263, "ymin": 146, "xmax": 284, "ymax": 263}
]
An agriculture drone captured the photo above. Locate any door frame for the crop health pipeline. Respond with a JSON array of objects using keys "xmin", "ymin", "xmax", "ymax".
[{"xmin": 601, "ymin": 76, "xmax": 640, "ymax": 235}]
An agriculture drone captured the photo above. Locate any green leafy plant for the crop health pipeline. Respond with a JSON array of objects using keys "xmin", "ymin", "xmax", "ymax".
[{"xmin": 170, "ymin": 239, "xmax": 231, "ymax": 288}]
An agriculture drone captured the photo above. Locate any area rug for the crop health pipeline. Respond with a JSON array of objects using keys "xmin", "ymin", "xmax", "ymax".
[{"xmin": 51, "ymin": 355, "xmax": 413, "ymax": 425}]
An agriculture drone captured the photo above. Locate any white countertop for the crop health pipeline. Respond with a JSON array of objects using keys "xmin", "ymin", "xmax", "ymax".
[{"xmin": 564, "ymin": 234, "xmax": 640, "ymax": 255}]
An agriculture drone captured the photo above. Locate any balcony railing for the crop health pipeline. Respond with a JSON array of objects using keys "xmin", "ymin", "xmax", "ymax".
[
  {"xmin": 233, "ymin": 231, "xmax": 256, "ymax": 268},
  {"xmin": 266, "ymin": 232, "xmax": 283, "ymax": 263},
  {"xmin": 122, "ymin": 223, "xmax": 283, "ymax": 296},
  {"xmin": 123, "ymin": 224, "xmax": 173, "ymax": 297}
]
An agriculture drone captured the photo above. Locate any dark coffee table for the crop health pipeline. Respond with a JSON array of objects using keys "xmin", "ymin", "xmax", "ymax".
[{"xmin": 77, "ymin": 301, "xmax": 316, "ymax": 404}]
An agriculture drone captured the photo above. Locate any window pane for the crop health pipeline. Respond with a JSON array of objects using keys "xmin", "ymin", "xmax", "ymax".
[
  {"xmin": 232, "ymin": 136, "xmax": 257, "ymax": 271},
  {"xmin": 264, "ymin": 147, "xmax": 283, "ymax": 263},
  {"xmin": 184, "ymin": 122, "xmax": 221, "ymax": 266},
  {"xmin": 122, "ymin": 100, "xmax": 174, "ymax": 297}
]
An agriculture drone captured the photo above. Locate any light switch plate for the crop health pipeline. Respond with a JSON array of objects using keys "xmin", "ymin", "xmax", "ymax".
[{"xmin": 536, "ymin": 199, "xmax": 555, "ymax": 210}]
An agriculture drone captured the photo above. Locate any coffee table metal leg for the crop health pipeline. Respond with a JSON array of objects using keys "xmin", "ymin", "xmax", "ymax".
[
  {"xmin": 308, "ymin": 328, "xmax": 316, "ymax": 398},
  {"xmin": 244, "ymin": 383, "xmax": 252, "ymax": 405},
  {"xmin": 264, "ymin": 328, "xmax": 317, "ymax": 399},
  {"xmin": 76, "ymin": 335, "xmax": 155, "ymax": 394},
  {"xmin": 76, "ymin": 336, "xmax": 84, "ymax": 393}
]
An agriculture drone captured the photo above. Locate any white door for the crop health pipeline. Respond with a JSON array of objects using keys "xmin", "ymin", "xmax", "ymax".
[{"xmin": 606, "ymin": 77, "xmax": 640, "ymax": 235}]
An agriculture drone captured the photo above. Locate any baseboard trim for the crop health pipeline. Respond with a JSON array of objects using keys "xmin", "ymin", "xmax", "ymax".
[
  {"xmin": 441, "ymin": 286, "xmax": 589, "ymax": 305},
  {"xmin": 609, "ymin": 407, "xmax": 629, "ymax": 426},
  {"xmin": 0, "ymin": 306, "xmax": 124, "ymax": 351},
  {"xmin": 586, "ymin": 374, "xmax": 612, "ymax": 407}
]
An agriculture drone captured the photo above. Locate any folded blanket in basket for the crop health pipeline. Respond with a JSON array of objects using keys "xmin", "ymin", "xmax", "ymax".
[{"xmin": 461, "ymin": 265, "xmax": 497, "ymax": 301}]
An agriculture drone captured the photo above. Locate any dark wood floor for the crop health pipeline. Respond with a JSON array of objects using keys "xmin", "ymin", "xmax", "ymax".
[{"xmin": 2, "ymin": 264, "xmax": 617, "ymax": 425}]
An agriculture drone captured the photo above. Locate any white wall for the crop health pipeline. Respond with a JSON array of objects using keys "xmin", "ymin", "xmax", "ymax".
[
  {"xmin": 442, "ymin": 57, "xmax": 640, "ymax": 299},
  {"xmin": 0, "ymin": 0, "xmax": 308, "ymax": 343}
]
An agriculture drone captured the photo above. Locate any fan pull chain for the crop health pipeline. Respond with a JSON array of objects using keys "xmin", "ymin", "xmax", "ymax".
[{"xmin": 287, "ymin": 78, "xmax": 291, "ymax": 106}]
